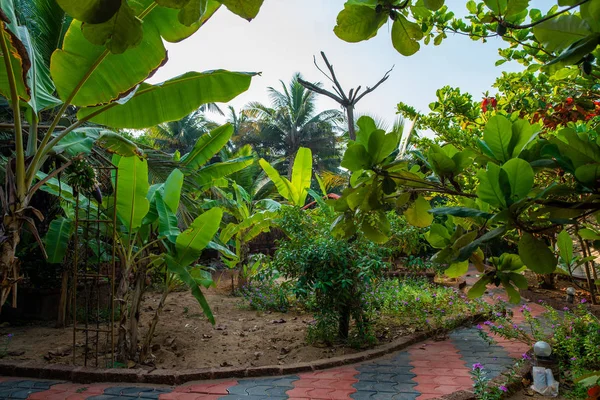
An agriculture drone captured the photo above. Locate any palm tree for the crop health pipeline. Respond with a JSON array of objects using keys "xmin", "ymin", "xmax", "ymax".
[
  {"xmin": 241, "ymin": 73, "xmax": 344, "ymax": 178},
  {"xmin": 145, "ymin": 107, "xmax": 220, "ymax": 154}
]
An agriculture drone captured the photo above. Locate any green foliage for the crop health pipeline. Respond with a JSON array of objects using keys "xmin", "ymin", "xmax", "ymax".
[
  {"xmin": 273, "ymin": 206, "xmax": 390, "ymax": 344},
  {"xmin": 259, "ymin": 147, "xmax": 314, "ymax": 206}
]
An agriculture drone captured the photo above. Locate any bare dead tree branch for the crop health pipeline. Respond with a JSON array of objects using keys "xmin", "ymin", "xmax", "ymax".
[{"xmin": 298, "ymin": 51, "xmax": 394, "ymax": 140}]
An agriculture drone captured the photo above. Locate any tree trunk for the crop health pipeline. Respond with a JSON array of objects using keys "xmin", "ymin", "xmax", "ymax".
[
  {"xmin": 139, "ymin": 286, "xmax": 169, "ymax": 362},
  {"xmin": 127, "ymin": 269, "xmax": 146, "ymax": 359},
  {"xmin": 346, "ymin": 105, "xmax": 356, "ymax": 141},
  {"xmin": 338, "ymin": 305, "xmax": 350, "ymax": 340},
  {"xmin": 538, "ymin": 273, "xmax": 556, "ymax": 290},
  {"xmin": 0, "ymin": 217, "xmax": 23, "ymax": 311},
  {"xmin": 56, "ymin": 269, "xmax": 69, "ymax": 328},
  {"xmin": 116, "ymin": 268, "xmax": 130, "ymax": 362}
]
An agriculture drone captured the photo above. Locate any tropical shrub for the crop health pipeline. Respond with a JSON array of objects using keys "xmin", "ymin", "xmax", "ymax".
[
  {"xmin": 273, "ymin": 206, "xmax": 390, "ymax": 343},
  {"xmin": 384, "ymin": 211, "xmax": 431, "ymax": 259}
]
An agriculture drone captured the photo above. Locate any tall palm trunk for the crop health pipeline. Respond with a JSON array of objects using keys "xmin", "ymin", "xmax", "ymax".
[{"xmin": 0, "ymin": 217, "xmax": 23, "ymax": 309}]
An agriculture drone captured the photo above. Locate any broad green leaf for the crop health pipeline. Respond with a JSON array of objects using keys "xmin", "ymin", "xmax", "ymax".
[
  {"xmin": 56, "ymin": 0, "xmax": 121, "ymax": 23},
  {"xmin": 291, "ymin": 147, "xmax": 312, "ymax": 206},
  {"xmin": 95, "ymin": 131, "xmax": 144, "ymax": 158},
  {"xmin": 404, "ymin": 195, "xmax": 433, "ymax": 228},
  {"xmin": 180, "ymin": 124, "xmax": 233, "ymax": 170},
  {"xmin": 495, "ymin": 253, "xmax": 524, "ymax": 271},
  {"xmin": 81, "ymin": 2, "xmax": 143, "ymax": 54},
  {"xmin": 259, "ymin": 158, "xmax": 289, "ymax": 201},
  {"xmin": 457, "ymin": 226, "xmax": 507, "ymax": 261},
  {"xmin": 505, "ymin": 0, "xmax": 529, "ymax": 17},
  {"xmin": 423, "ymin": 0, "xmax": 444, "ymax": 11},
  {"xmin": 147, "ymin": 1, "xmax": 220, "ymax": 41},
  {"xmin": 483, "ymin": 115, "xmax": 512, "ymax": 162},
  {"xmin": 503, "ymin": 281, "xmax": 521, "ymax": 303},
  {"xmin": 468, "ymin": 275, "xmax": 491, "ymax": 299},
  {"xmin": 361, "ymin": 217, "xmax": 390, "ymax": 244},
  {"xmin": 545, "ymin": 33, "xmax": 600, "ymax": 71},
  {"xmin": 552, "ymin": 128, "xmax": 600, "ymax": 168},
  {"xmin": 0, "ymin": 20, "xmax": 30, "ymax": 102},
  {"xmin": 51, "ymin": 20, "xmax": 166, "ymax": 107},
  {"xmin": 341, "ymin": 143, "xmax": 371, "ymax": 172},
  {"xmin": 502, "ymin": 158, "xmax": 534, "ymax": 201},
  {"xmin": 484, "ymin": 0, "xmax": 507, "ymax": 14},
  {"xmin": 45, "ymin": 217, "xmax": 73, "ymax": 263},
  {"xmin": 575, "ymin": 163, "xmax": 600, "ymax": 185},
  {"xmin": 425, "ymin": 223, "xmax": 451, "ymax": 248},
  {"xmin": 155, "ymin": 192, "xmax": 179, "ymax": 243},
  {"xmin": 557, "ymin": 229, "xmax": 573, "ymax": 266},
  {"xmin": 533, "ymin": 15, "xmax": 591, "ymax": 53},
  {"xmin": 53, "ymin": 128, "xmax": 99, "ymax": 156},
  {"xmin": 162, "ymin": 169, "xmax": 184, "ymax": 212},
  {"xmin": 165, "ymin": 255, "xmax": 214, "ymax": 323},
  {"xmin": 477, "ymin": 163, "xmax": 507, "ymax": 208},
  {"xmin": 429, "ymin": 207, "xmax": 494, "ymax": 219},
  {"xmin": 509, "ymin": 119, "xmax": 536, "ymax": 157},
  {"xmin": 194, "ymin": 156, "xmax": 254, "ymax": 189},
  {"xmin": 518, "ymin": 233, "xmax": 557, "ymax": 274},
  {"xmin": 115, "ymin": 156, "xmax": 150, "ymax": 231},
  {"xmin": 445, "ymin": 260, "xmax": 469, "ymax": 278},
  {"xmin": 78, "ymin": 70, "xmax": 255, "ymax": 129},
  {"xmin": 218, "ymin": 0, "xmax": 263, "ymax": 20},
  {"xmin": 391, "ymin": 14, "xmax": 423, "ymax": 56},
  {"xmin": 581, "ymin": 1, "xmax": 600, "ymax": 31},
  {"xmin": 508, "ymin": 272, "xmax": 528, "ymax": 289},
  {"xmin": 334, "ymin": 4, "xmax": 387, "ymax": 43},
  {"xmin": 176, "ymin": 207, "xmax": 222, "ymax": 267},
  {"xmin": 579, "ymin": 228, "xmax": 600, "ymax": 240},
  {"xmin": 356, "ymin": 116, "xmax": 378, "ymax": 148}
]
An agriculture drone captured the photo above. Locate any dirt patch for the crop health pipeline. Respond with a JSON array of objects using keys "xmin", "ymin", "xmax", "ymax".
[{"xmin": 0, "ymin": 279, "xmax": 423, "ymax": 370}]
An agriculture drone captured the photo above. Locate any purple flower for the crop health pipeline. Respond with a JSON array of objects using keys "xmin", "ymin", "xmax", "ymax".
[
  {"xmin": 449, "ymin": 301, "xmax": 453, "ymax": 305},
  {"xmin": 570, "ymin": 357, "xmax": 577, "ymax": 361},
  {"xmin": 499, "ymin": 385, "xmax": 508, "ymax": 392},
  {"xmin": 512, "ymin": 324, "xmax": 519, "ymax": 329},
  {"xmin": 522, "ymin": 353, "xmax": 532, "ymax": 360},
  {"xmin": 476, "ymin": 324, "xmax": 483, "ymax": 330},
  {"xmin": 498, "ymin": 325, "xmax": 504, "ymax": 329},
  {"xmin": 563, "ymin": 307, "xmax": 569, "ymax": 311},
  {"xmin": 496, "ymin": 312, "xmax": 503, "ymax": 317},
  {"xmin": 472, "ymin": 363, "xmax": 484, "ymax": 370},
  {"xmin": 484, "ymin": 321, "xmax": 492, "ymax": 325},
  {"xmin": 416, "ymin": 297, "xmax": 420, "ymax": 301},
  {"xmin": 581, "ymin": 298, "xmax": 588, "ymax": 304},
  {"xmin": 6, "ymin": 334, "xmax": 12, "ymax": 338},
  {"xmin": 538, "ymin": 300, "xmax": 543, "ymax": 303}
]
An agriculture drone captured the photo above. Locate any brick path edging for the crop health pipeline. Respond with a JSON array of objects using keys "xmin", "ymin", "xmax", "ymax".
[
  {"xmin": 431, "ymin": 358, "xmax": 533, "ymax": 400},
  {"xmin": 0, "ymin": 314, "xmax": 487, "ymax": 385}
]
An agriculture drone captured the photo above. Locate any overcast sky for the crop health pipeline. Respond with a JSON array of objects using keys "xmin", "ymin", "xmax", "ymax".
[{"xmin": 149, "ymin": 0, "xmax": 546, "ymax": 127}]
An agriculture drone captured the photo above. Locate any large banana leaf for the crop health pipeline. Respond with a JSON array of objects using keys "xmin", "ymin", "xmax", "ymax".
[
  {"xmin": 175, "ymin": 207, "xmax": 222, "ymax": 267},
  {"xmin": 194, "ymin": 156, "xmax": 254, "ymax": 189},
  {"xmin": 77, "ymin": 71, "xmax": 256, "ymax": 129},
  {"xmin": 162, "ymin": 169, "xmax": 184, "ymax": 212},
  {"xmin": 0, "ymin": 2, "xmax": 30, "ymax": 102},
  {"xmin": 291, "ymin": 147, "xmax": 312, "ymax": 206},
  {"xmin": 114, "ymin": 156, "xmax": 150, "ymax": 231},
  {"xmin": 165, "ymin": 254, "xmax": 214, "ymax": 324},
  {"xmin": 51, "ymin": 20, "xmax": 166, "ymax": 107},
  {"xmin": 258, "ymin": 158, "xmax": 290, "ymax": 201},
  {"xmin": 44, "ymin": 216, "xmax": 74, "ymax": 263},
  {"xmin": 180, "ymin": 124, "xmax": 233, "ymax": 170},
  {"xmin": 155, "ymin": 192, "xmax": 179, "ymax": 243},
  {"xmin": 145, "ymin": 0, "xmax": 221, "ymax": 43},
  {"xmin": 53, "ymin": 128, "xmax": 144, "ymax": 158}
]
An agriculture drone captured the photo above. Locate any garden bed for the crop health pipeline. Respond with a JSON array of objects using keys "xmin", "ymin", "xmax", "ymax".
[{"xmin": 0, "ymin": 276, "xmax": 490, "ymax": 372}]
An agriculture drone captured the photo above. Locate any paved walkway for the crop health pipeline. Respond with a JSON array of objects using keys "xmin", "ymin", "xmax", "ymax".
[{"xmin": 0, "ymin": 271, "xmax": 547, "ymax": 400}]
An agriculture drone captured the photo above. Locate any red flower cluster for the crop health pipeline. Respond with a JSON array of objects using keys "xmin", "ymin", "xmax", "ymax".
[
  {"xmin": 531, "ymin": 98, "xmax": 600, "ymax": 129},
  {"xmin": 481, "ymin": 97, "xmax": 497, "ymax": 113},
  {"xmin": 587, "ymin": 385, "xmax": 600, "ymax": 400}
]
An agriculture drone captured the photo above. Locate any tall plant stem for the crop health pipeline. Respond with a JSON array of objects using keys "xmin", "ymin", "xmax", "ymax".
[{"xmin": 0, "ymin": 27, "xmax": 25, "ymax": 200}]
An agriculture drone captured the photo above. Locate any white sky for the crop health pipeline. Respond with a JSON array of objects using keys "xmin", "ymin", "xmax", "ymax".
[{"xmin": 149, "ymin": 0, "xmax": 547, "ymax": 127}]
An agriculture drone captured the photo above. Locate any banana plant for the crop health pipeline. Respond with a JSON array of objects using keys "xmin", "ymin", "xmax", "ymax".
[
  {"xmin": 0, "ymin": 0, "xmax": 262, "ymax": 309},
  {"xmin": 217, "ymin": 182, "xmax": 280, "ymax": 288},
  {"xmin": 258, "ymin": 147, "xmax": 313, "ymax": 207}
]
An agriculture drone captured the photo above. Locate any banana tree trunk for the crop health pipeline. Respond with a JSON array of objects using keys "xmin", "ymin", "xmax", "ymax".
[
  {"xmin": 127, "ymin": 268, "xmax": 146, "ymax": 358},
  {"xmin": 0, "ymin": 217, "xmax": 23, "ymax": 311},
  {"xmin": 139, "ymin": 285, "xmax": 169, "ymax": 362},
  {"xmin": 116, "ymin": 267, "xmax": 131, "ymax": 362}
]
